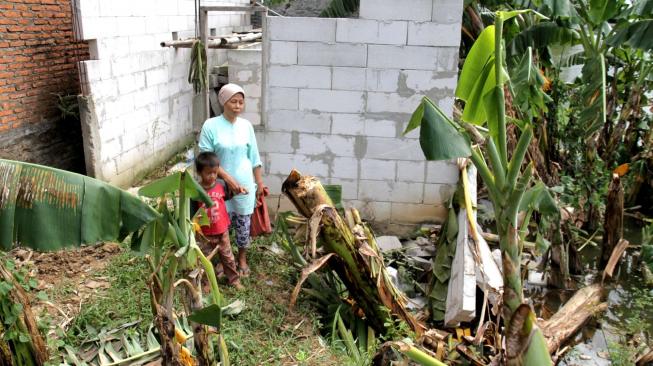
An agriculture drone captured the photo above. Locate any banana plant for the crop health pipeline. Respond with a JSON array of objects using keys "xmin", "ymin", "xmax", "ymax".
[
  {"xmin": 135, "ymin": 170, "xmax": 231, "ymax": 366},
  {"xmin": 0, "ymin": 159, "xmax": 160, "ymax": 366},
  {"xmin": 405, "ymin": 11, "xmax": 554, "ymax": 364}
]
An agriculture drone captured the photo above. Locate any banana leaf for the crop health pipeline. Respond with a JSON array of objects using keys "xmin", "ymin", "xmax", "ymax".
[
  {"xmin": 511, "ymin": 47, "xmax": 552, "ymax": 120},
  {"xmin": 505, "ymin": 304, "xmax": 553, "ymax": 365},
  {"xmin": 540, "ymin": 0, "xmax": 573, "ymax": 18},
  {"xmin": 519, "ymin": 181, "xmax": 558, "ymax": 217},
  {"xmin": 404, "ymin": 98, "xmax": 471, "ymax": 161},
  {"xmin": 138, "ymin": 171, "xmax": 212, "ymax": 207},
  {"xmin": 577, "ymin": 55, "xmax": 607, "ymax": 138},
  {"xmin": 607, "ymin": 19, "xmax": 653, "ymax": 50},
  {"xmin": 0, "ymin": 159, "xmax": 159, "ymax": 251},
  {"xmin": 588, "ymin": 0, "xmax": 620, "ymax": 26}
]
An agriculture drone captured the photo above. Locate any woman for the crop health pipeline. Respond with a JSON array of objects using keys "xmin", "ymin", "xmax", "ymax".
[{"xmin": 198, "ymin": 83, "xmax": 265, "ymax": 277}]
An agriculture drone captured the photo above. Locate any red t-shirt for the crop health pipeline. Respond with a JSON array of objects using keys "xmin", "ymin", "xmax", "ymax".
[{"xmin": 198, "ymin": 183, "xmax": 230, "ymax": 236}]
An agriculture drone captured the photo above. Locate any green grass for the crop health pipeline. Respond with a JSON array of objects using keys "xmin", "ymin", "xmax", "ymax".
[
  {"xmin": 62, "ymin": 250, "xmax": 152, "ymax": 346},
  {"xmin": 220, "ymin": 237, "xmax": 350, "ymax": 365},
  {"xmin": 51, "ymin": 237, "xmax": 350, "ymax": 365}
]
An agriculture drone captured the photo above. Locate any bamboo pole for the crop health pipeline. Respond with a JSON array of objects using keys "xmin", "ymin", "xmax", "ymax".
[
  {"xmin": 161, "ymin": 33, "xmax": 262, "ymax": 48},
  {"xmin": 199, "ymin": 9, "xmax": 209, "ymax": 123}
]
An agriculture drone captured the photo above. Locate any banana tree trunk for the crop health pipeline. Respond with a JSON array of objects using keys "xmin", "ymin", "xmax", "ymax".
[
  {"xmin": 282, "ymin": 170, "xmax": 424, "ymax": 335},
  {"xmin": 547, "ymin": 223, "xmax": 571, "ymax": 289},
  {"xmin": 181, "ymin": 272, "xmax": 213, "ymax": 365},
  {"xmin": 600, "ymin": 174, "xmax": 623, "ymax": 268},
  {"xmin": 149, "ymin": 273, "xmax": 184, "ymax": 366},
  {"xmin": 498, "ymin": 223, "xmax": 524, "ymax": 323},
  {"xmin": 0, "ymin": 262, "xmax": 48, "ymax": 366}
]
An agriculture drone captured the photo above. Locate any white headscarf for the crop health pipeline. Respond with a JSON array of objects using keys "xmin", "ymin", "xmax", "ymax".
[{"xmin": 218, "ymin": 83, "xmax": 245, "ymax": 106}]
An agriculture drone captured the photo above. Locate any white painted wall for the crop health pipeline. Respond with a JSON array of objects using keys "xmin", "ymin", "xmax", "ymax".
[
  {"xmin": 259, "ymin": 0, "xmax": 463, "ymax": 232},
  {"xmin": 76, "ymin": 0, "xmax": 251, "ymax": 187}
]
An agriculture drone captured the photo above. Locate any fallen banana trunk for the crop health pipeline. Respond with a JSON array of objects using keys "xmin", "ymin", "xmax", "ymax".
[
  {"xmin": 540, "ymin": 283, "xmax": 607, "ymax": 353},
  {"xmin": 282, "ymin": 170, "xmax": 424, "ymax": 335},
  {"xmin": 0, "ymin": 262, "xmax": 49, "ymax": 366}
]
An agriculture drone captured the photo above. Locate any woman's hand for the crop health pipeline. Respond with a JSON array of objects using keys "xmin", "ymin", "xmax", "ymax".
[
  {"xmin": 256, "ymin": 181, "xmax": 266, "ymax": 199},
  {"xmin": 220, "ymin": 167, "xmax": 248, "ymax": 195}
]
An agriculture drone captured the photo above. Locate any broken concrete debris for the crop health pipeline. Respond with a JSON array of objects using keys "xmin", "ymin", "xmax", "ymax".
[
  {"xmin": 444, "ymin": 210, "xmax": 478, "ymax": 326},
  {"xmin": 377, "ymin": 235, "xmax": 403, "ymax": 252}
]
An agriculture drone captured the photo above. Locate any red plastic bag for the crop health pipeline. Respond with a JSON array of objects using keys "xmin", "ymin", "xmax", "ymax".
[{"xmin": 250, "ymin": 186, "xmax": 272, "ymax": 237}]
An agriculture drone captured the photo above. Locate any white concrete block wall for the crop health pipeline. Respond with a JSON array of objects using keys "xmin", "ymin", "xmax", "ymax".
[
  {"xmin": 227, "ymin": 47, "xmax": 263, "ymax": 125},
  {"xmin": 260, "ymin": 0, "xmax": 464, "ymax": 232},
  {"xmin": 77, "ymin": 0, "xmax": 251, "ymax": 187}
]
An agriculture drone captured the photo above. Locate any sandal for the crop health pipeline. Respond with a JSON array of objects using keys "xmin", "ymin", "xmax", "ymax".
[
  {"xmin": 214, "ymin": 263, "xmax": 225, "ymax": 279},
  {"xmin": 238, "ymin": 266, "xmax": 251, "ymax": 278}
]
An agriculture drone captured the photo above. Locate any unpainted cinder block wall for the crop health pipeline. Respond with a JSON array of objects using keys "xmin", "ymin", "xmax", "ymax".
[
  {"xmin": 76, "ymin": 0, "xmax": 251, "ymax": 187},
  {"xmin": 259, "ymin": 0, "xmax": 463, "ymax": 233},
  {"xmin": 227, "ymin": 46, "xmax": 262, "ymax": 126}
]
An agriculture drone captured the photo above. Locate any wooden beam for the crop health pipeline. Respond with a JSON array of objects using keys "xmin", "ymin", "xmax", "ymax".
[
  {"xmin": 199, "ymin": 5, "xmax": 266, "ymax": 13},
  {"xmin": 540, "ymin": 283, "xmax": 607, "ymax": 353}
]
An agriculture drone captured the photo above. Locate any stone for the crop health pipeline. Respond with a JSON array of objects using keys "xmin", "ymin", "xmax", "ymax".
[
  {"xmin": 405, "ymin": 295, "xmax": 428, "ymax": 310},
  {"xmin": 528, "ymin": 270, "xmax": 547, "ymax": 286},
  {"xmin": 376, "ymin": 236, "xmax": 402, "ymax": 252}
]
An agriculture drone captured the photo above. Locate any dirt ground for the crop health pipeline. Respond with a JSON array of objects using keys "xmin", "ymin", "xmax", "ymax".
[{"xmin": 9, "ymin": 242, "xmax": 123, "ymax": 333}]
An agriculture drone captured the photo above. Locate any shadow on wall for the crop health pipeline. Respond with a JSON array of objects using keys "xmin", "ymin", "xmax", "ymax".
[{"xmin": 0, "ymin": 117, "xmax": 87, "ymax": 174}]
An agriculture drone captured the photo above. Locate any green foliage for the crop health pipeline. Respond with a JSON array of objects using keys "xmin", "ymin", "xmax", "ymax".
[
  {"xmin": 134, "ymin": 170, "xmax": 228, "ymax": 362},
  {"xmin": 64, "ymin": 251, "xmax": 152, "ymax": 346},
  {"xmin": 428, "ymin": 207, "xmax": 458, "ymax": 321},
  {"xmin": 642, "ymin": 224, "xmax": 653, "ymax": 271},
  {"xmin": 411, "ymin": 9, "xmax": 557, "ymax": 364},
  {"xmin": 608, "ymin": 20, "xmax": 653, "ymax": 50},
  {"xmin": 0, "ymin": 259, "xmax": 39, "ymax": 345},
  {"xmin": 0, "ymin": 159, "xmax": 159, "ymax": 252},
  {"xmin": 511, "ymin": 48, "xmax": 552, "ymax": 120},
  {"xmin": 608, "ymin": 286, "xmax": 653, "ymax": 364},
  {"xmin": 219, "ymin": 236, "xmax": 350, "ymax": 366},
  {"xmin": 405, "ymin": 98, "xmax": 472, "ymax": 161},
  {"xmin": 53, "ymin": 93, "xmax": 80, "ymax": 122},
  {"xmin": 320, "ymin": 0, "xmax": 359, "ymax": 18},
  {"xmin": 60, "ymin": 325, "xmax": 162, "ymax": 366},
  {"xmin": 576, "ymin": 55, "xmax": 607, "ymax": 138},
  {"xmin": 519, "ymin": 181, "xmax": 559, "ymax": 216}
]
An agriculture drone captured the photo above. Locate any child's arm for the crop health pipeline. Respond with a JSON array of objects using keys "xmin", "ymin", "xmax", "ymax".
[{"xmin": 218, "ymin": 167, "xmax": 248, "ymax": 195}]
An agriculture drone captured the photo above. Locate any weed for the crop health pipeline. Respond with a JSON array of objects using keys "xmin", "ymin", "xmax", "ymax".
[
  {"xmin": 608, "ymin": 340, "xmax": 642, "ymax": 366},
  {"xmin": 63, "ymin": 249, "xmax": 152, "ymax": 346},
  {"xmin": 53, "ymin": 93, "xmax": 80, "ymax": 121},
  {"xmin": 219, "ymin": 238, "xmax": 350, "ymax": 365},
  {"xmin": 608, "ymin": 286, "xmax": 653, "ymax": 364}
]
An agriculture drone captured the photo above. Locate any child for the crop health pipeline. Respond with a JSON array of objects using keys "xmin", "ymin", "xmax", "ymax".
[{"xmin": 195, "ymin": 152, "xmax": 242, "ymax": 290}]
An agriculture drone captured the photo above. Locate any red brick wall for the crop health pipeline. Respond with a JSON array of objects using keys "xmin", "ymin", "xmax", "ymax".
[{"xmin": 0, "ymin": 0, "xmax": 89, "ymax": 170}]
